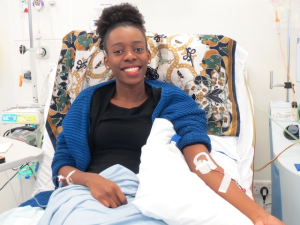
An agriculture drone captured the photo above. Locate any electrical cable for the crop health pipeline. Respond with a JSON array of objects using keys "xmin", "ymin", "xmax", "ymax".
[
  {"xmin": 15, "ymin": 124, "xmax": 43, "ymax": 141},
  {"xmin": 31, "ymin": 175, "xmax": 60, "ymax": 208},
  {"xmin": 28, "ymin": 163, "xmax": 37, "ymax": 180},
  {"xmin": 5, "ymin": 171, "xmax": 19, "ymax": 206},
  {"xmin": 0, "ymin": 164, "xmax": 27, "ymax": 191},
  {"xmin": 253, "ymin": 102, "xmax": 300, "ymax": 171},
  {"xmin": 243, "ymin": 68, "xmax": 300, "ymax": 172},
  {"xmin": 3, "ymin": 125, "xmax": 35, "ymax": 137},
  {"xmin": 260, "ymin": 186, "xmax": 269, "ymax": 209},
  {"xmin": 255, "ymin": 142, "xmax": 299, "ymax": 171},
  {"xmin": 243, "ymin": 72, "xmax": 256, "ymax": 199},
  {"xmin": 255, "ymin": 103, "xmax": 299, "ymax": 141}
]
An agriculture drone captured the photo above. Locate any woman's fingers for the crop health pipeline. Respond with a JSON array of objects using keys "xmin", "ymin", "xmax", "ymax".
[
  {"xmin": 115, "ymin": 185, "xmax": 128, "ymax": 205},
  {"xmin": 106, "ymin": 196, "xmax": 118, "ymax": 208},
  {"xmin": 99, "ymin": 198, "xmax": 110, "ymax": 208},
  {"xmin": 88, "ymin": 176, "xmax": 127, "ymax": 208},
  {"xmin": 106, "ymin": 188, "xmax": 122, "ymax": 207}
]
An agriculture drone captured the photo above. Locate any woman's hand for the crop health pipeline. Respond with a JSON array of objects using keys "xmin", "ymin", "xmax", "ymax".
[
  {"xmin": 85, "ymin": 173, "xmax": 128, "ymax": 208},
  {"xmin": 254, "ymin": 214, "xmax": 285, "ymax": 225}
]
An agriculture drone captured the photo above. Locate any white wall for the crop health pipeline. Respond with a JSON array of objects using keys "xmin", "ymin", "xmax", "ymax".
[{"xmin": 0, "ymin": 0, "xmax": 300, "ymax": 213}]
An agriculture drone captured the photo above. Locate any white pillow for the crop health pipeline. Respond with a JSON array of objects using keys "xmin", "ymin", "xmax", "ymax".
[{"xmin": 133, "ymin": 118, "xmax": 253, "ymax": 225}]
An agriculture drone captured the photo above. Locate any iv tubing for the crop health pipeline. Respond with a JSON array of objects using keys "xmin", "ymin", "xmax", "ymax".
[
  {"xmin": 244, "ymin": 70, "xmax": 299, "ymax": 172},
  {"xmin": 254, "ymin": 103, "xmax": 300, "ymax": 171},
  {"xmin": 254, "ymin": 103, "xmax": 299, "ymax": 141},
  {"xmin": 278, "ymin": 33, "xmax": 297, "ymax": 118},
  {"xmin": 31, "ymin": 175, "xmax": 60, "ymax": 208},
  {"xmin": 243, "ymin": 72, "xmax": 256, "ymax": 199}
]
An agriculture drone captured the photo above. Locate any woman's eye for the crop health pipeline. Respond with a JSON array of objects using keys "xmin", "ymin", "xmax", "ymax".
[
  {"xmin": 135, "ymin": 48, "xmax": 143, "ymax": 52},
  {"xmin": 113, "ymin": 50, "xmax": 123, "ymax": 54}
]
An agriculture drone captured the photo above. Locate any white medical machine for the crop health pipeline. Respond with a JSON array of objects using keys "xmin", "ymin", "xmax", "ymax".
[
  {"xmin": 269, "ymin": 101, "xmax": 300, "ymax": 225},
  {"xmin": 268, "ymin": 1, "xmax": 300, "ymax": 225}
]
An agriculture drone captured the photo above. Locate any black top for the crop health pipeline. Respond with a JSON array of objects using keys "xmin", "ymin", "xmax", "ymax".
[{"xmin": 87, "ymin": 83, "xmax": 161, "ymax": 174}]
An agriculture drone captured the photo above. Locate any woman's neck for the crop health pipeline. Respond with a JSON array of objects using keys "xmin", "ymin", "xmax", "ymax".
[{"xmin": 111, "ymin": 81, "xmax": 149, "ymax": 108}]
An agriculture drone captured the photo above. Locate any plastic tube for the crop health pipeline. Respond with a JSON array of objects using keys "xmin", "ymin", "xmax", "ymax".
[{"xmin": 31, "ymin": 175, "xmax": 60, "ymax": 208}]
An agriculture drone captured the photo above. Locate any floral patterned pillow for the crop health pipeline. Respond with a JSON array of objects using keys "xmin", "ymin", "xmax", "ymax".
[{"xmin": 145, "ymin": 32, "xmax": 240, "ymax": 136}]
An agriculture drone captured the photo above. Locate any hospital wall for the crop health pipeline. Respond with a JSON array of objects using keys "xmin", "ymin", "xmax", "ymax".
[{"xmin": 0, "ymin": 0, "xmax": 300, "ymax": 213}]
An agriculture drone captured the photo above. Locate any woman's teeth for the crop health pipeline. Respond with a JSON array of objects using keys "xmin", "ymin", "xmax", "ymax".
[{"xmin": 124, "ymin": 67, "xmax": 139, "ymax": 72}]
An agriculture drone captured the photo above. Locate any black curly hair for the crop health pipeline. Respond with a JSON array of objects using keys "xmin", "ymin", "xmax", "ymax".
[{"xmin": 96, "ymin": 3, "xmax": 147, "ymax": 53}]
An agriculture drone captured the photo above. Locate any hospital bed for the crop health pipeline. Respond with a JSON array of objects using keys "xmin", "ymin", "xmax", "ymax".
[{"xmin": 0, "ymin": 31, "xmax": 255, "ymax": 224}]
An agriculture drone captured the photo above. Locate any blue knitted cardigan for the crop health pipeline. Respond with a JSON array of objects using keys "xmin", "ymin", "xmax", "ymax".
[{"xmin": 20, "ymin": 79, "xmax": 211, "ymax": 208}]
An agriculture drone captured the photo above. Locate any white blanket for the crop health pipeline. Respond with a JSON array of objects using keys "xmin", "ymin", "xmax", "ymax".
[{"xmin": 133, "ymin": 118, "xmax": 253, "ymax": 225}]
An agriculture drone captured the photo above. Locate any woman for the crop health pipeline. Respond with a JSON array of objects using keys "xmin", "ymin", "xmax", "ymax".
[{"xmin": 47, "ymin": 3, "xmax": 283, "ymax": 225}]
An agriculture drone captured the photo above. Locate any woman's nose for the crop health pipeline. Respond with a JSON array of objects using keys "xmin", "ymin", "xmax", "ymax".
[{"xmin": 123, "ymin": 50, "xmax": 137, "ymax": 61}]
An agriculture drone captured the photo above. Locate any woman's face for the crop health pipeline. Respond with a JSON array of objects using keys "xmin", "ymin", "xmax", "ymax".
[{"xmin": 104, "ymin": 26, "xmax": 151, "ymax": 87}]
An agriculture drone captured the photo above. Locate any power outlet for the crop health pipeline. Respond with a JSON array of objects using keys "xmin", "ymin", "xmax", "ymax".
[{"xmin": 253, "ymin": 180, "xmax": 271, "ymax": 195}]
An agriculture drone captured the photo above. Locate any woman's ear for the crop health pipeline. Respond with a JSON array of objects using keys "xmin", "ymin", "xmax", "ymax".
[{"xmin": 104, "ymin": 55, "xmax": 110, "ymax": 70}]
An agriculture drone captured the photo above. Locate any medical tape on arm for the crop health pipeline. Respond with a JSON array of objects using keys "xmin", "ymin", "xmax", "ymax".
[
  {"xmin": 194, "ymin": 152, "xmax": 217, "ymax": 174},
  {"xmin": 218, "ymin": 170, "xmax": 231, "ymax": 193},
  {"xmin": 66, "ymin": 170, "xmax": 76, "ymax": 185},
  {"xmin": 193, "ymin": 152, "xmax": 231, "ymax": 193}
]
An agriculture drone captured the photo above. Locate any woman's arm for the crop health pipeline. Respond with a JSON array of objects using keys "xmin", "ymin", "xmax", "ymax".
[
  {"xmin": 53, "ymin": 129, "xmax": 127, "ymax": 208},
  {"xmin": 58, "ymin": 165, "xmax": 127, "ymax": 208},
  {"xmin": 183, "ymin": 144, "xmax": 284, "ymax": 225}
]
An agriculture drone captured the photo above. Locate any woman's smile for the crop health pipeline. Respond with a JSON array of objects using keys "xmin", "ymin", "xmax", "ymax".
[{"xmin": 122, "ymin": 66, "xmax": 141, "ymax": 76}]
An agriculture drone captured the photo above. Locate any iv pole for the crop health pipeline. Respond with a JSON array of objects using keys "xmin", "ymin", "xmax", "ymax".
[
  {"xmin": 270, "ymin": 0, "xmax": 293, "ymax": 103},
  {"xmin": 28, "ymin": 0, "xmax": 39, "ymax": 104},
  {"xmin": 286, "ymin": 0, "xmax": 291, "ymax": 102},
  {"xmin": 27, "ymin": 0, "xmax": 41, "ymax": 145}
]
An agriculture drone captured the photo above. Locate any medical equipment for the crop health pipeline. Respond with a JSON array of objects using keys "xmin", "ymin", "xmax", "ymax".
[
  {"xmin": 1, "ymin": 105, "xmax": 44, "ymax": 146},
  {"xmin": 218, "ymin": 171, "xmax": 231, "ymax": 193},
  {"xmin": 270, "ymin": 0, "xmax": 291, "ymax": 11},
  {"xmin": 65, "ymin": 170, "xmax": 76, "ymax": 185},
  {"xmin": 2, "ymin": 0, "xmax": 46, "ymax": 146},
  {"xmin": 1, "ymin": 107, "xmax": 43, "ymax": 125},
  {"xmin": 269, "ymin": 7, "xmax": 295, "ymax": 103},
  {"xmin": 5, "ymin": 129, "xmax": 37, "ymax": 147},
  {"xmin": 32, "ymin": 0, "xmax": 44, "ymax": 11},
  {"xmin": 194, "ymin": 152, "xmax": 217, "ymax": 174},
  {"xmin": 193, "ymin": 152, "xmax": 246, "ymax": 193},
  {"xmin": 269, "ymin": 101, "xmax": 300, "ymax": 225}
]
